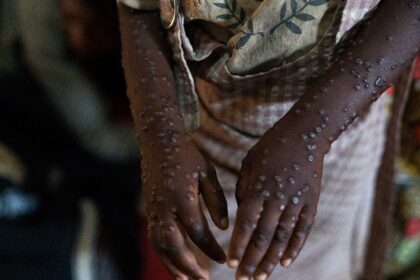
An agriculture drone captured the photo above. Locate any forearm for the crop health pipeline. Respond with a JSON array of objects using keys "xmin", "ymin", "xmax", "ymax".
[
  {"xmin": 119, "ymin": 8, "xmax": 229, "ymax": 274},
  {"xmin": 276, "ymin": 0, "xmax": 419, "ymax": 150},
  {"xmin": 118, "ymin": 4, "xmax": 187, "ymax": 157}
]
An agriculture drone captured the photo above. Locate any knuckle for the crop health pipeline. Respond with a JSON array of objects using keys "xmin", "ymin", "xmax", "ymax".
[
  {"xmin": 298, "ymin": 222, "xmax": 313, "ymax": 235},
  {"xmin": 186, "ymin": 221, "xmax": 208, "ymax": 243},
  {"xmin": 160, "ymin": 223, "xmax": 177, "ymax": 237},
  {"xmin": 260, "ymin": 260, "xmax": 276, "ymax": 272},
  {"xmin": 242, "ymin": 262, "xmax": 257, "ymax": 274},
  {"xmin": 289, "ymin": 250, "xmax": 299, "ymax": 258},
  {"xmin": 253, "ymin": 230, "xmax": 271, "ymax": 248},
  {"xmin": 274, "ymin": 225, "xmax": 291, "ymax": 243},
  {"xmin": 307, "ymin": 216, "xmax": 315, "ymax": 226},
  {"xmin": 163, "ymin": 243, "xmax": 183, "ymax": 257},
  {"xmin": 237, "ymin": 215, "xmax": 257, "ymax": 230}
]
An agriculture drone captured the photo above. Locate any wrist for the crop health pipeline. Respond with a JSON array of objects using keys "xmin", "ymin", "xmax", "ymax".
[{"xmin": 271, "ymin": 107, "xmax": 332, "ymax": 156}]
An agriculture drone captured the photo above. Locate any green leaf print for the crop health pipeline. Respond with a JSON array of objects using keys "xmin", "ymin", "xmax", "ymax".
[
  {"xmin": 286, "ymin": 21, "xmax": 302, "ymax": 34},
  {"xmin": 216, "ymin": 14, "xmax": 234, "ymax": 19},
  {"xmin": 308, "ymin": 0, "xmax": 328, "ymax": 6},
  {"xmin": 280, "ymin": 2, "xmax": 287, "ymax": 20},
  {"xmin": 213, "ymin": 2, "xmax": 229, "ymax": 8},
  {"xmin": 213, "ymin": 0, "xmax": 246, "ymax": 29},
  {"xmin": 269, "ymin": 0, "xmax": 327, "ymax": 35},
  {"xmin": 236, "ymin": 34, "xmax": 251, "ymax": 48},
  {"xmin": 295, "ymin": 13, "xmax": 316, "ymax": 21},
  {"xmin": 225, "ymin": 0, "xmax": 328, "ymax": 49},
  {"xmin": 291, "ymin": 0, "xmax": 298, "ymax": 14}
]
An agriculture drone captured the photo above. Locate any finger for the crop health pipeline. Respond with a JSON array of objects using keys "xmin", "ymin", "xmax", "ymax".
[
  {"xmin": 253, "ymin": 204, "xmax": 301, "ymax": 279},
  {"xmin": 148, "ymin": 220, "xmax": 189, "ymax": 279},
  {"xmin": 200, "ymin": 166, "xmax": 229, "ymax": 229},
  {"xmin": 177, "ymin": 192, "xmax": 226, "ymax": 263},
  {"xmin": 159, "ymin": 219, "xmax": 209, "ymax": 279},
  {"xmin": 157, "ymin": 252, "xmax": 189, "ymax": 280},
  {"xmin": 228, "ymin": 197, "xmax": 264, "ymax": 268},
  {"xmin": 235, "ymin": 172, "xmax": 249, "ymax": 205},
  {"xmin": 236, "ymin": 200, "xmax": 282, "ymax": 279},
  {"xmin": 280, "ymin": 206, "xmax": 315, "ymax": 266}
]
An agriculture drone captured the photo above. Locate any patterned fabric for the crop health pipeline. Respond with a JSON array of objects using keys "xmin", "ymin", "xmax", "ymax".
[
  {"xmin": 175, "ymin": 0, "xmax": 345, "ymax": 130},
  {"xmin": 184, "ymin": 0, "xmax": 338, "ymax": 74},
  {"xmin": 187, "ymin": 0, "xmax": 380, "ymax": 131},
  {"xmin": 119, "ymin": 0, "xmax": 381, "ymax": 130}
]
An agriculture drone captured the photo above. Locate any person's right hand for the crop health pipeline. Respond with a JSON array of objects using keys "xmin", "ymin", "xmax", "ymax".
[{"xmin": 142, "ymin": 131, "xmax": 229, "ymax": 280}]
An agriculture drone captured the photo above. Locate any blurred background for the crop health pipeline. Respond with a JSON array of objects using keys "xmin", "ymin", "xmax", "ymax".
[
  {"xmin": 0, "ymin": 0, "xmax": 418, "ymax": 279},
  {"xmin": 0, "ymin": 0, "xmax": 140, "ymax": 279}
]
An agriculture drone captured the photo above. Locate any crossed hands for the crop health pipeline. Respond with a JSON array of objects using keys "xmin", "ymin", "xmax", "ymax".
[{"xmin": 143, "ymin": 117, "xmax": 328, "ymax": 280}]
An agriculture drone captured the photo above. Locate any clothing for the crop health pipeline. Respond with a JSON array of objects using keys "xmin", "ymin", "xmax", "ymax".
[
  {"xmin": 119, "ymin": 0, "xmax": 400, "ymax": 279},
  {"xmin": 120, "ymin": 0, "xmax": 379, "ymax": 130}
]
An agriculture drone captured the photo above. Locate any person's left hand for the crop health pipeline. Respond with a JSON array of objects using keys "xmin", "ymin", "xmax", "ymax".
[{"xmin": 227, "ymin": 115, "xmax": 330, "ymax": 280}]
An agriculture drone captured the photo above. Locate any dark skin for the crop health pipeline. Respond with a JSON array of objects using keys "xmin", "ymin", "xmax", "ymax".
[
  {"xmin": 119, "ymin": 7, "xmax": 228, "ymax": 280},
  {"xmin": 118, "ymin": 1, "xmax": 419, "ymax": 279}
]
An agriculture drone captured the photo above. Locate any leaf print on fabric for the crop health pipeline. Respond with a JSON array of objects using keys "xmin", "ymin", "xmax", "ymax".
[
  {"xmin": 237, "ymin": 34, "xmax": 251, "ymax": 48},
  {"xmin": 235, "ymin": 19, "xmax": 265, "ymax": 49},
  {"xmin": 285, "ymin": 21, "xmax": 302, "ymax": 34},
  {"xmin": 295, "ymin": 13, "xmax": 316, "ymax": 21},
  {"xmin": 291, "ymin": 0, "xmax": 298, "ymax": 14},
  {"xmin": 240, "ymin": 8, "xmax": 245, "ymax": 22},
  {"xmin": 213, "ymin": 0, "xmax": 246, "ymax": 29},
  {"xmin": 213, "ymin": 2, "xmax": 229, "ymax": 8},
  {"xmin": 232, "ymin": 0, "xmax": 327, "ymax": 49},
  {"xmin": 216, "ymin": 14, "xmax": 234, "ymax": 19},
  {"xmin": 247, "ymin": 19, "xmax": 254, "ymax": 33},
  {"xmin": 307, "ymin": 0, "xmax": 328, "ymax": 6},
  {"xmin": 280, "ymin": 3, "xmax": 287, "ymax": 20},
  {"xmin": 269, "ymin": 0, "xmax": 326, "ymax": 35}
]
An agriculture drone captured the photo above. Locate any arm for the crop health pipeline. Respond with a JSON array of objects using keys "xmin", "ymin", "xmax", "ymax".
[
  {"xmin": 229, "ymin": 1, "xmax": 419, "ymax": 279},
  {"xmin": 278, "ymin": 0, "xmax": 419, "ymax": 148},
  {"xmin": 118, "ymin": 4, "xmax": 229, "ymax": 280}
]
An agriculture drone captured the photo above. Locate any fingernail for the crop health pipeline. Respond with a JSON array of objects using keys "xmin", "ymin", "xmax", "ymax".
[
  {"xmin": 221, "ymin": 217, "xmax": 229, "ymax": 228},
  {"xmin": 255, "ymin": 273, "xmax": 268, "ymax": 280},
  {"xmin": 281, "ymin": 258, "xmax": 292, "ymax": 268},
  {"xmin": 227, "ymin": 259, "xmax": 239, "ymax": 268},
  {"xmin": 238, "ymin": 276, "xmax": 249, "ymax": 280}
]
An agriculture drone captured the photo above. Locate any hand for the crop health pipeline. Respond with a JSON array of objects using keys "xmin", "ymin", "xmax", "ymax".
[
  {"xmin": 228, "ymin": 116, "xmax": 329, "ymax": 280},
  {"xmin": 142, "ymin": 131, "xmax": 229, "ymax": 280}
]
